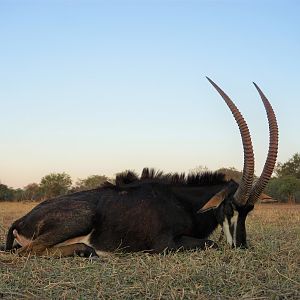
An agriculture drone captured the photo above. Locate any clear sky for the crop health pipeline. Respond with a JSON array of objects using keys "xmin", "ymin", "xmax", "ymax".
[{"xmin": 0, "ymin": 0, "xmax": 299, "ymax": 188}]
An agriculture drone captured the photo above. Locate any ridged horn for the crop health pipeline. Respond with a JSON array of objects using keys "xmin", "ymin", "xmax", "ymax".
[
  {"xmin": 206, "ymin": 77, "xmax": 255, "ymax": 205},
  {"xmin": 247, "ymin": 83, "xmax": 279, "ymax": 205}
]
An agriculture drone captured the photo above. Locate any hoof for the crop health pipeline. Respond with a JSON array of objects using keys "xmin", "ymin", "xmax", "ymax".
[
  {"xmin": 204, "ymin": 240, "xmax": 219, "ymax": 250},
  {"xmin": 75, "ymin": 246, "xmax": 99, "ymax": 258}
]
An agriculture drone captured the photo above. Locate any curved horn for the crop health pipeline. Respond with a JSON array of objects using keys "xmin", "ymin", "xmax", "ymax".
[
  {"xmin": 247, "ymin": 83, "xmax": 279, "ymax": 205},
  {"xmin": 206, "ymin": 77, "xmax": 254, "ymax": 205}
]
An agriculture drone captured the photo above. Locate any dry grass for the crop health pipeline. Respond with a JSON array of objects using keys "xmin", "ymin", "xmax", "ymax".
[{"xmin": 0, "ymin": 202, "xmax": 299, "ymax": 299}]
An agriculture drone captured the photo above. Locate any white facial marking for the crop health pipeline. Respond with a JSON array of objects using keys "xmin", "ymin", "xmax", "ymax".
[
  {"xmin": 223, "ymin": 218, "xmax": 233, "ymax": 246},
  {"xmin": 231, "ymin": 212, "xmax": 238, "ymax": 247}
]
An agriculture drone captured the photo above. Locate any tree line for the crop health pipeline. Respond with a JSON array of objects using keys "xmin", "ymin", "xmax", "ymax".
[
  {"xmin": 1, "ymin": 153, "xmax": 299, "ymax": 203},
  {"xmin": 0, "ymin": 174, "xmax": 108, "ymax": 202}
]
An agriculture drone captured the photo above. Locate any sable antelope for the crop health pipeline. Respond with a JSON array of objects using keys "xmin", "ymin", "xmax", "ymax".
[{"xmin": 1, "ymin": 78, "xmax": 278, "ymax": 257}]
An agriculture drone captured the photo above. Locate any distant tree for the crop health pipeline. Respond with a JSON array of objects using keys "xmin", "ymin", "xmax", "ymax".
[
  {"xmin": 12, "ymin": 188, "xmax": 23, "ymax": 201},
  {"xmin": 217, "ymin": 167, "xmax": 243, "ymax": 182},
  {"xmin": 24, "ymin": 183, "xmax": 41, "ymax": 201},
  {"xmin": 0, "ymin": 184, "xmax": 15, "ymax": 201},
  {"xmin": 190, "ymin": 165, "xmax": 209, "ymax": 174},
  {"xmin": 277, "ymin": 176, "xmax": 300, "ymax": 204},
  {"xmin": 75, "ymin": 175, "xmax": 108, "ymax": 191},
  {"xmin": 40, "ymin": 173, "xmax": 72, "ymax": 199},
  {"xmin": 275, "ymin": 153, "xmax": 300, "ymax": 179},
  {"xmin": 266, "ymin": 176, "xmax": 300, "ymax": 204},
  {"xmin": 266, "ymin": 178, "xmax": 281, "ymax": 201}
]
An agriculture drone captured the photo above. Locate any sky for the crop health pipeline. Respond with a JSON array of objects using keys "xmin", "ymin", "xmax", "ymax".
[{"xmin": 0, "ymin": 0, "xmax": 299, "ymax": 188}]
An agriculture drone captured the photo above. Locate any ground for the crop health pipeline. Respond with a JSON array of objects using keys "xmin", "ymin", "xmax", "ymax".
[{"xmin": 0, "ymin": 202, "xmax": 299, "ymax": 299}]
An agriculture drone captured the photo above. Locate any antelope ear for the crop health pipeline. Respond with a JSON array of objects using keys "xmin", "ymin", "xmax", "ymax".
[{"xmin": 197, "ymin": 188, "xmax": 228, "ymax": 213}]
